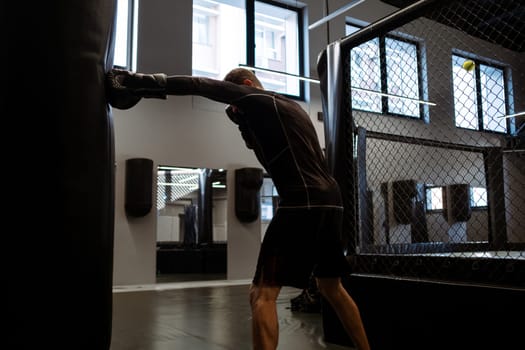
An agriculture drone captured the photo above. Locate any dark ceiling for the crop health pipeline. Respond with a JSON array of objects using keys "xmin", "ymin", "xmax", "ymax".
[{"xmin": 380, "ymin": 0, "xmax": 525, "ymax": 52}]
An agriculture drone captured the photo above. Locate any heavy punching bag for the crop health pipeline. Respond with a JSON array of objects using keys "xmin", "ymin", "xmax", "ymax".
[
  {"xmin": 443, "ymin": 184, "xmax": 472, "ymax": 223},
  {"xmin": 392, "ymin": 179, "xmax": 417, "ymax": 225},
  {"xmin": 235, "ymin": 168, "xmax": 264, "ymax": 222},
  {"xmin": 125, "ymin": 158, "xmax": 154, "ymax": 217},
  {"xmin": 7, "ymin": 1, "xmax": 117, "ymax": 349}
]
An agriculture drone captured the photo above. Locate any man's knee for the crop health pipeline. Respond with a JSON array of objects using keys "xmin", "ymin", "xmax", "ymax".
[
  {"xmin": 316, "ymin": 277, "xmax": 342, "ymax": 299},
  {"xmin": 250, "ymin": 284, "xmax": 281, "ymax": 309}
]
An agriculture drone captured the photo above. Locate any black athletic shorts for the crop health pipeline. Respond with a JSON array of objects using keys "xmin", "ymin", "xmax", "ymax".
[{"xmin": 252, "ymin": 207, "xmax": 351, "ymax": 289}]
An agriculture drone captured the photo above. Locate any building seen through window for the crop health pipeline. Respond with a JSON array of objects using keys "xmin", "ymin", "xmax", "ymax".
[{"xmin": 193, "ymin": 0, "xmax": 302, "ymax": 98}]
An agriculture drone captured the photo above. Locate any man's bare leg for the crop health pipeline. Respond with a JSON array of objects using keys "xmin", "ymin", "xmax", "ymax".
[
  {"xmin": 249, "ymin": 283, "xmax": 282, "ymax": 350},
  {"xmin": 316, "ymin": 277, "xmax": 371, "ymax": 350}
]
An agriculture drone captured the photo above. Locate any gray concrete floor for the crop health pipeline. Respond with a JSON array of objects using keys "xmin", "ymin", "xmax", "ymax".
[{"xmin": 111, "ymin": 279, "xmax": 353, "ymax": 350}]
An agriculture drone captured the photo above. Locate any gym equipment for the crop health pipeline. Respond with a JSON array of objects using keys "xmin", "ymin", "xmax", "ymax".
[
  {"xmin": 106, "ymin": 68, "xmax": 168, "ymax": 109},
  {"xmin": 8, "ymin": 1, "xmax": 118, "ymax": 349},
  {"xmin": 235, "ymin": 168, "xmax": 264, "ymax": 222},
  {"xmin": 125, "ymin": 158, "xmax": 154, "ymax": 217}
]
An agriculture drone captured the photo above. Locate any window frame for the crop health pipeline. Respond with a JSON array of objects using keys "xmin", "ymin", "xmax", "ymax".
[
  {"xmin": 346, "ymin": 22, "xmax": 426, "ymax": 120},
  {"xmin": 452, "ymin": 53, "xmax": 512, "ymax": 134},
  {"xmin": 251, "ymin": 0, "xmax": 305, "ymax": 100},
  {"xmin": 192, "ymin": 0, "xmax": 305, "ymax": 100},
  {"xmin": 113, "ymin": 0, "xmax": 136, "ymax": 70}
]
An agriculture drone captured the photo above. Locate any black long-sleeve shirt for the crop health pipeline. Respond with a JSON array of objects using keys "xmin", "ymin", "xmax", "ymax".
[{"xmin": 166, "ymin": 76, "xmax": 342, "ymax": 208}]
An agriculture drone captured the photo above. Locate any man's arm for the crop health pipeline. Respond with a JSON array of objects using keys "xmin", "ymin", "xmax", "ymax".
[
  {"xmin": 106, "ymin": 68, "xmax": 168, "ymax": 109},
  {"xmin": 106, "ymin": 68, "xmax": 254, "ymax": 110}
]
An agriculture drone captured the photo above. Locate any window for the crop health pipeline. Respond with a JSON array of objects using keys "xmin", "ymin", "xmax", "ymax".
[
  {"xmin": 253, "ymin": 2, "xmax": 301, "ymax": 97},
  {"xmin": 192, "ymin": 0, "xmax": 246, "ymax": 79},
  {"xmin": 260, "ymin": 177, "xmax": 278, "ymax": 222},
  {"xmin": 425, "ymin": 185, "xmax": 488, "ymax": 211},
  {"xmin": 346, "ymin": 24, "xmax": 423, "ymax": 118},
  {"xmin": 114, "ymin": 0, "xmax": 136, "ymax": 69},
  {"xmin": 470, "ymin": 187, "xmax": 488, "ymax": 208},
  {"xmin": 452, "ymin": 54, "xmax": 509, "ymax": 133},
  {"xmin": 192, "ymin": 0, "xmax": 303, "ymax": 98},
  {"xmin": 425, "ymin": 186, "xmax": 444, "ymax": 211}
]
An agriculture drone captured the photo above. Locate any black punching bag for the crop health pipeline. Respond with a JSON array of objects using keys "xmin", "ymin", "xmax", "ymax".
[
  {"xmin": 7, "ymin": 1, "xmax": 117, "ymax": 349},
  {"xmin": 393, "ymin": 180, "xmax": 417, "ymax": 225},
  {"xmin": 125, "ymin": 158, "xmax": 154, "ymax": 217},
  {"xmin": 443, "ymin": 184, "xmax": 472, "ymax": 223},
  {"xmin": 235, "ymin": 168, "xmax": 264, "ymax": 222}
]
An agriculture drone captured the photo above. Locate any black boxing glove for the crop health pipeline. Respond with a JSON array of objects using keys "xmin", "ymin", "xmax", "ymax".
[
  {"xmin": 225, "ymin": 105, "xmax": 241, "ymax": 124},
  {"xmin": 225, "ymin": 105, "xmax": 255, "ymax": 149},
  {"xmin": 106, "ymin": 68, "xmax": 168, "ymax": 110}
]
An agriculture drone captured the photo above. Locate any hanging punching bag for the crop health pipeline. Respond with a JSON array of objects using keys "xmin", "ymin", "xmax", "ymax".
[
  {"xmin": 7, "ymin": 1, "xmax": 117, "ymax": 349},
  {"xmin": 235, "ymin": 168, "xmax": 264, "ymax": 222},
  {"xmin": 125, "ymin": 158, "xmax": 154, "ymax": 217}
]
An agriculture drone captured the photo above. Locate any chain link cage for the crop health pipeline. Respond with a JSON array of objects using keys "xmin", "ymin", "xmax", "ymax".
[{"xmin": 325, "ymin": 0, "xmax": 524, "ymax": 288}]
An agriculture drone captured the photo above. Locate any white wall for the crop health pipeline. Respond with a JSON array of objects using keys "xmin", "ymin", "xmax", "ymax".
[{"xmin": 110, "ymin": 0, "xmax": 418, "ymax": 286}]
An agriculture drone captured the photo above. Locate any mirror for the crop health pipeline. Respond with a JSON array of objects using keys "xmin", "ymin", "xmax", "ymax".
[
  {"xmin": 155, "ymin": 166, "xmax": 280, "ymax": 283},
  {"xmin": 155, "ymin": 166, "xmax": 228, "ymax": 282}
]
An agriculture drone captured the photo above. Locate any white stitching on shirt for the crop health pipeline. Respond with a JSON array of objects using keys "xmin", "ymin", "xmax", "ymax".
[
  {"xmin": 271, "ymin": 95, "xmax": 312, "ymax": 208},
  {"xmin": 232, "ymin": 93, "xmax": 314, "ymax": 207}
]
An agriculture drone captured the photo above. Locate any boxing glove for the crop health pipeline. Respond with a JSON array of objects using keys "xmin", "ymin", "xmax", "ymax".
[{"xmin": 106, "ymin": 68, "xmax": 168, "ymax": 110}]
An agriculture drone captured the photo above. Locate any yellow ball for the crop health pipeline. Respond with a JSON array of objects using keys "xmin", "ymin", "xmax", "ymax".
[{"xmin": 462, "ymin": 60, "xmax": 475, "ymax": 72}]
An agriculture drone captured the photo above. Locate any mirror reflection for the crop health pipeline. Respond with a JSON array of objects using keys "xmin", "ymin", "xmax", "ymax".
[
  {"xmin": 155, "ymin": 166, "xmax": 279, "ymax": 283},
  {"xmin": 155, "ymin": 166, "xmax": 228, "ymax": 282}
]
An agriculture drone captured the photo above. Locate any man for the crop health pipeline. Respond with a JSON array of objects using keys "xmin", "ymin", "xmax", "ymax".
[{"xmin": 107, "ymin": 67, "xmax": 371, "ymax": 350}]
